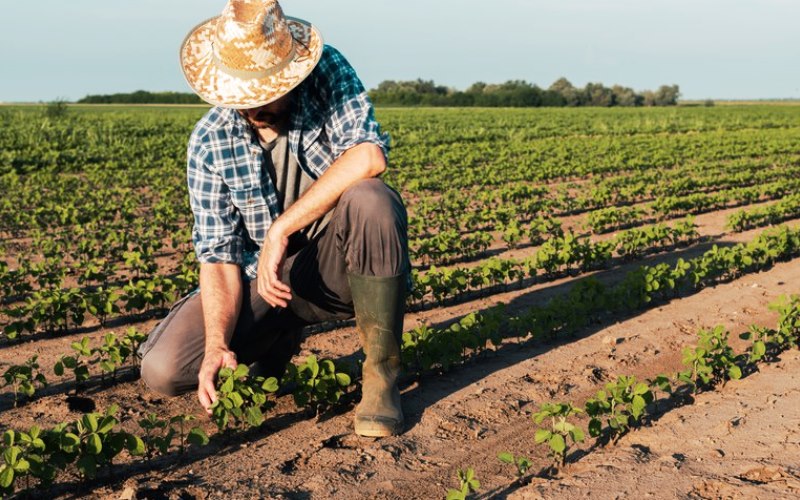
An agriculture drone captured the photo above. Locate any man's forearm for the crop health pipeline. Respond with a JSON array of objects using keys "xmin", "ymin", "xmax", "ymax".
[
  {"xmin": 269, "ymin": 142, "xmax": 386, "ymax": 238},
  {"xmin": 199, "ymin": 262, "xmax": 243, "ymax": 351}
]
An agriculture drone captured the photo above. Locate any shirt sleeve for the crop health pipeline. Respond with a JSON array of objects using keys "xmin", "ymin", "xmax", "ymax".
[
  {"xmin": 187, "ymin": 140, "xmax": 244, "ymax": 265},
  {"xmin": 316, "ymin": 46, "xmax": 391, "ymax": 161}
]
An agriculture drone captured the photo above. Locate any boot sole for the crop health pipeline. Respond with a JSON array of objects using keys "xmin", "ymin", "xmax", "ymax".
[{"xmin": 354, "ymin": 419, "xmax": 403, "ymax": 438}]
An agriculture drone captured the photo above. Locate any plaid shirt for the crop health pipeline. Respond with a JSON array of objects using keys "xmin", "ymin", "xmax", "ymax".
[{"xmin": 187, "ymin": 45, "xmax": 391, "ymax": 279}]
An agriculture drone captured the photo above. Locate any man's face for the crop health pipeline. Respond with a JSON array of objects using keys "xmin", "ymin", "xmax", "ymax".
[{"xmin": 238, "ymin": 91, "xmax": 294, "ymax": 129}]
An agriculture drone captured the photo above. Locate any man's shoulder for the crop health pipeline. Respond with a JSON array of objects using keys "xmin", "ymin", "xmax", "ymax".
[
  {"xmin": 189, "ymin": 106, "xmax": 238, "ymax": 148},
  {"xmin": 311, "ymin": 44, "xmax": 358, "ymax": 82}
]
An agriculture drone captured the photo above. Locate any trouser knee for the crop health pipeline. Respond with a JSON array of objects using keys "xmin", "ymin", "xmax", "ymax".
[
  {"xmin": 336, "ymin": 179, "xmax": 410, "ymax": 276},
  {"xmin": 140, "ymin": 351, "xmax": 191, "ymax": 397}
]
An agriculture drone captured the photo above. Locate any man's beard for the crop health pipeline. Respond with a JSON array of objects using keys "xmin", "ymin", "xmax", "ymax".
[{"xmin": 247, "ymin": 111, "xmax": 282, "ymax": 129}]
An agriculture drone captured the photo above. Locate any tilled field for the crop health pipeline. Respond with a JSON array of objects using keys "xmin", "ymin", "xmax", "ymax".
[{"xmin": 1, "ymin": 105, "xmax": 800, "ymax": 499}]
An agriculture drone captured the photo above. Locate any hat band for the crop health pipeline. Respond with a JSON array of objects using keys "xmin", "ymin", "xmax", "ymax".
[{"xmin": 211, "ymin": 42, "xmax": 296, "ymax": 80}]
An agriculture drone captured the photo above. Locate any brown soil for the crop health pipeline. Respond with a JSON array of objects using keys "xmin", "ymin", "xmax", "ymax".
[{"xmin": 1, "ymin": 215, "xmax": 800, "ymax": 499}]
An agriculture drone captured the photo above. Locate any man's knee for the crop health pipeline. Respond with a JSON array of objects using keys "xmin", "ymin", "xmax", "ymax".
[
  {"xmin": 339, "ymin": 178, "xmax": 406, "ymax": 228},
  {"xmin": 140, "ymin": 351, "xmax": 189, "ymax": 397}
]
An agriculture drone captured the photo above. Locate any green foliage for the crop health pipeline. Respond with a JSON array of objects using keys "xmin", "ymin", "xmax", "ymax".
[
  {"xmin": 585, "ymin": 376, "xmax": 654, "ymax": 443},
  {"xmin": 445, "ymin": 467, "xmax": 480, "ymax": 500},
  {"xmin": 284, "ymin": 355, "xmax": 352, "ymax": 415},
  {"xmin": 532, "ymin": 402, "xmax": 585, "ymax": 468},
  {"xmin": 1, "ymin": 355, "xmax": 48, "ymax": 407},
  {"xmin": 54, "ymin": 337, "xmax": 92, "ymax": 394},
  {"xmin": 741, "ymin": 295, "xmax": 800, "ymax": 362},
  {"xmin": 498, "ymin": 451, "xmax": 532, "ymax": 478},
  {"xmin": 210, "ymin": 364, "xmax": 279, "ymax": 431},
  {"xmin": 678, "ymin": 325, "xmax": 743, "ymax": 393}
]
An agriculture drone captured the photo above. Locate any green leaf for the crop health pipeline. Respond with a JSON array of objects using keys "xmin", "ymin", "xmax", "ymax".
[
  {"xmin": 87, "ymin": 433, "xmax": 102, "ymax": 455},
  {"xmin": 549, "ymin": 434, "xmax": 566, "ymax": 454},
  {"xmin": 233, "ymin": 364, "xmax": 249, "ymax": 379},
  {"xmin": 588, "ymin": 418, "xmax": 602, "ymax": 437},
  {"xmin": 262, "ymin": 377, "xmax": 279, "ymax": 393},
  {"xmin": 0, "ymin": 465, "xmax": 14, "ymax": 489},
  {"xmin": 187, "ymin": 427, "xmax": 209, "ymax": 446},
  {"xmin": 3, "ymin": 447, "xmax": 19, "ymax": 466},
  {"xmin": 220, "ymin": 376, "xmax": 234, "ymax": 394},
  {"xmin": 126, "ymin": 435, "xmax": 146, "ymax": 456},
  {"xmin": 534, "ymin": 428, "xmax": 551, "ymax": 444},
  {"xmin": 751, "ymin": 341, "xmax": 766, "ymax": 360},
  {"xmin": 2, "ymin": 430, "xmax": 13, "ymax": 447},
  {"xmin": 728, "ymin": 365, "xmax": 742, "ymax": 380},
  {"xmin": 13, "ymin": 458, "xmax": 29, "ymax": 473},
  {"xmin": 570, "ymin": 426, "xmax": 585, "ymax": 443},
  {"xmin": 97, "ymin": 416, "xmax": 117, "ymax": 435},
  {"xmin": 498, "ymin": 452, "xmax": 514, "ymax": 464},
  {"xmin": 62, "ymin": 433, "xmax": 80, "ymax": 449},
  {"xmin": 335, "ymin": 372, "xmax": 351, "ymax": 387},
  {"xmin": 245, "ymin": 406, "xmax": 264, "ymax": 427},
  {"xmin": 446, "ymin": 489, "xmax": 465, "ymax": 500}
]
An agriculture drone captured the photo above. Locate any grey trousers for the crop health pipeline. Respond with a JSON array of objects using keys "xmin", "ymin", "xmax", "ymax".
[{"xmin": 138, "ymin": 179, "xmax": 409, "ymax": 397}]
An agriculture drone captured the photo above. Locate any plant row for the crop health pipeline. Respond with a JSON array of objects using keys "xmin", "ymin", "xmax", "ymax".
[
  {"xmin": 409, "ymin": 217, "xmax": 698, "ymax": 308},
  {"xmin": 404, "ymin": 224, "xmax": 800, "ymax": 375},
  {"xmin": 498, "ymin": 294, "xmax": 799, "ymax": 479}
]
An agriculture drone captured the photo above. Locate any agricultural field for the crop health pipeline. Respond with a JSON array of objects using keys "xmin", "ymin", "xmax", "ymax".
[{"xmin": 1, "ymin": 103, "xmax": 800, "ymax": 499}]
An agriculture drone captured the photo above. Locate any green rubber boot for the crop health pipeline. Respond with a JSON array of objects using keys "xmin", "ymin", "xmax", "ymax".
[{"xmin": 348, "ymin": 272, "xmax": 407, "ymax": 437}]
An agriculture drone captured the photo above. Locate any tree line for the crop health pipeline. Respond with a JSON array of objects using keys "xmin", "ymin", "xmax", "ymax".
[
  {"xmin": 368, "ymin": 78, "xmax": 680, "ymax": 107},
  {"xmin": 78, "ymin": 90, "xmax": 204, "ymax": 104},
  {"xmin": 76, "ymin": 79, "xmax": 680, "ymax": 107}
]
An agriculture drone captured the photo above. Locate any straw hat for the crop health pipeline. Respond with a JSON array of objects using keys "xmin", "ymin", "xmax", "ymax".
[{"xmin": 180, "ymin": 0, "xmax": 323, "ymax": 109}]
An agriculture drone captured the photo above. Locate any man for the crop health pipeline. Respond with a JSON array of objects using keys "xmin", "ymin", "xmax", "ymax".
[{"xmin": 137, "ymin": 0, "xmax": 410, "ymax": 438}]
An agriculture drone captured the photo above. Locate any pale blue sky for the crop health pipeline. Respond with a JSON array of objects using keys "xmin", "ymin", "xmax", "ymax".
[{"xmin": 1, "ymin": 0, "xmax": 798, "ymax": 102}]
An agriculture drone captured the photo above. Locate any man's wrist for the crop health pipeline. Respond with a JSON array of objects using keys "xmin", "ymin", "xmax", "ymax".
[
  {"xmin": 204, "ymin": 341, "xmax": 229, "ymax": 354},
  {"xmin": 267, "ymin": 218, "xmax": 291, "ymax": 241}
]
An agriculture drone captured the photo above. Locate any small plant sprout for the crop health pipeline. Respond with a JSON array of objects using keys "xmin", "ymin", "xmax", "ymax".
[
  {"xmin": 284, "ymin": 355, "xmax": 352, "ymax": 416},
  {"xmin": 445, "ymin": 467, "xmax": 480, "ymax": 500},
  {"xmin": 498, "ymin": 451, "xmax": 532, "ymax": 478},
  {"xmin": 585, "ymin": 375, "xmax": 654, "ymax": 444},
  {"xmin": 532, "ymin": 402, "xmax": 585, "ymax": 469},
  {"xmin": 54, "ymin": 337, "xmax": 92, "ymax": 394},
  {"xmin": 2, "ymin": 355, "xmax": 48, "ymax": 407},
  {"xmin": 210, "ymin": 364, "xmax": 279, "ymax": 431}
]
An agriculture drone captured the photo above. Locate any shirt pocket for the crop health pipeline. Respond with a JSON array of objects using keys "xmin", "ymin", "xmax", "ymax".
[{"xmin": 229, "ymin": 185, "xmax": 270, "ymax": 244}]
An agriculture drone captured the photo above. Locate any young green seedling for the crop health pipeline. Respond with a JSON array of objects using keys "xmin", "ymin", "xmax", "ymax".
[
  {"xmin": 2, "ymin": 355, "xmax": 48, "ymax": 407},
  {"xmin": 169, "ymin": 415, "xmax": 209, "ymax": 454},
  {"xmin": 585, "ymin": 375, "xmax": 654, "ymax": 444},
  {"xmin": 284, "ymin": 355, "xmax": 352, "ymax": 416},
  {"xmin": 54, "ymin": 336, "xmax": 92, "ymax": 394},
  {"xmin": 210, "ymin": 364, "xmax": 279, "ymax": 431},
  {"xmin": 498, "ymin": 451, "xmax": 532, "ymax": 479},
  {"xmin": 445, "ymin": 467, "xmax": 480, "ymax": 500},
  {"xmin": 532, "ymin": 402, "xmax": 585, "ymax": 469}
]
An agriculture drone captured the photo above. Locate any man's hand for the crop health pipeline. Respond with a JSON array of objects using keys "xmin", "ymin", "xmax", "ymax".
[
  {"xmin": 197, "ymin": 346, "xmax": 238, "ymax": 416},
  {"xmin": 257, "ymin": 223, "xmax": 292, "ymax": 308}
]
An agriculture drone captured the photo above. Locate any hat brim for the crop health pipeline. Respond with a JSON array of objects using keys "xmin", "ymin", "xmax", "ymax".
[{"xmin": 180, "ymin": 16, "xmax": 323, "ymax": 109}]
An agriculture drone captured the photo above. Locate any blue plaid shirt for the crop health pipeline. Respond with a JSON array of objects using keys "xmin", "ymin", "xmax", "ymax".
[{"xmin": 187, "ymin": 45, "xmax": 391, "ymax": 279}]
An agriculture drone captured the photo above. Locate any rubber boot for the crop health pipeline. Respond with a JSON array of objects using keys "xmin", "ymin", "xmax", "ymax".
[{"xmin": 348, "ymin": 272, "xmax": 407, "ymax": 437}]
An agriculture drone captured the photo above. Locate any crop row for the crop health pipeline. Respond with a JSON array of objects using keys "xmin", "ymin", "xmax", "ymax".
[
  {"xmin": 407, "ymin": 155, "xmax": 800, "ymax": 238},
  {"xmin": 498, "ymin": 294, "xmax": 799, "ymax": 479},
  {"xmin": 409, "ymin": 217, "xmax": 698, "ymax": 308},
  {"xmin": 727, "ymin": 194, "xmax": 800, "ymax": 232},
  {"xmin": 405, "ymin": 225, "xmax": 800, "ymax": 374}
]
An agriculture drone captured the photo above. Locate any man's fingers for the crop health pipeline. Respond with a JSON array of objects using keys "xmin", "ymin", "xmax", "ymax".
[{"xmin": 198, "ymin": 383, "xmax": 214, "ymax": 415}]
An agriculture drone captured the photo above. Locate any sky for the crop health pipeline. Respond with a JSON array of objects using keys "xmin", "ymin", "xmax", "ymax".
[{"xmin": 1, "ymin": 0, "xmax": 798, "ymax": 102}]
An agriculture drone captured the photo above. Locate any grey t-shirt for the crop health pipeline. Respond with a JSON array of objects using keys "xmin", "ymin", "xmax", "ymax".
[{"xmin": 259, "ymin": 134, "xmax": 331, "ymax": 250}]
